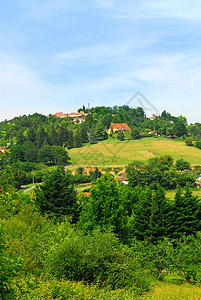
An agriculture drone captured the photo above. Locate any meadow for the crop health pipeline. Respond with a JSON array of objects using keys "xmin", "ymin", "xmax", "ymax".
[{"xmin": 69, "ymin": 137, "xmax": 201, "ymax": 167}]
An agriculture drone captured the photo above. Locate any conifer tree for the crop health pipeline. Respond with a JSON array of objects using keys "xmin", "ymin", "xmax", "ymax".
[
  {"xmin": 34, "ymin": 167, "xmax": 79, "ymax": 221},
  {"xmin": 128, "ymin": 187, "xmax": 170, "ymax": 242},
  {"xmin": 89, "ymin": 127, "xmax": 97, "ymax": 144},
  {"xmin": 166, "ymin": 188, "xmax": 201, "ymax": 239}
]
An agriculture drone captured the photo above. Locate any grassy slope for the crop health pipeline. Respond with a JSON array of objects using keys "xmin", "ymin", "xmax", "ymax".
[{"xmin": 69, "ymin": 137, "xmax": 201, "ymax": 167}]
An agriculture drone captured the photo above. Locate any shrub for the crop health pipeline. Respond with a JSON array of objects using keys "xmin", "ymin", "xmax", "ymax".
[
  {"xmin": 176, "ymin": 159, "xmax": 190, "ymax": 171},
  {"xmin": 196, "ymin": 140, "xmax": 201, "ymax": 149},
  {"xmin": 117, "ymin": 131, "xmax": 124, "ymax": 141},
  {"xmin": 46, "ymin": 230, "xmax": 149, "ymax": 294},
  {"xmin": 13, "ymin": 275, "xmax": 141, "ymax": 300},
  {"xmin": 185, "ymin": 137, "xmax": 193, "ymax": 146}
]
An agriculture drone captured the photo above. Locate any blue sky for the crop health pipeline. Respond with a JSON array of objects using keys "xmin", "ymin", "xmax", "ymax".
[{"xmin": 0, "ymin": 0, "xmax": 200, "ymax": 123}]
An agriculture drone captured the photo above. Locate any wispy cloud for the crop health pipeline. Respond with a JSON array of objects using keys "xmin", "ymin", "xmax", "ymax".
[
  {"xmin": 54, "ymin": 37, "xmax": 157, "ymax": 65},
  {"xmin": 97, "ymin": 0, "xmax": 201, "ymax": 20},
  {"xmin": 55, "ymin": 44, "xmax": 129, "ymax": 61}
]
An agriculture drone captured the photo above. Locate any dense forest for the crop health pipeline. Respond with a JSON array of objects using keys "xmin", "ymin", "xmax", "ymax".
[{"xmin": 1, "ymin": 107, "xmax": 201, "ymax": 299}]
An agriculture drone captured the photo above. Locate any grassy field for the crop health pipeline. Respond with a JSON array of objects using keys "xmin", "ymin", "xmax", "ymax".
[
  {"xmin": 141, "ymin": 282, "xmax": 201, "ymax": 300},
  {"xmin": 69, "ymin": 137, "xmax": 201, "ymax": 167},
  {"xmin": 166, "ymin": 188, "xmax": 201, "ymax": 200}
]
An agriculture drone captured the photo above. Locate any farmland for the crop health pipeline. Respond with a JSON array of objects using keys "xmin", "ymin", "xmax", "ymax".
[{"xmin": 69, "ymin": 137, "xmax": 201, "ymax": 167}]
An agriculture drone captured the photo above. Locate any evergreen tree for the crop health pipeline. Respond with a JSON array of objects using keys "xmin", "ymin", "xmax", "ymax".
[
  {"xmin": 73, "ymin": 130, "xmax": 82, "ymax": 148},
  {"xmin": 27, "ymin": 126, "xmax": 37, "ymax": 143},
  {"xmin": 34, "ymin": 167, "xmax": 79, "ymax": 221},
  {"xmin": 95, "ymin": 121, "xmax": 108, "ymax": 141},
  {"xmin": 117, "ymin": 131, "xmax": 124, "ymax": 141},
  {"xmin": 172, "ymin": 121, "xmax": 187, "ymax": 137},
  {"xmin": 36, "ymin": 127, "xmax": 49, "ymax": 149},
  {"xmin": 166, "ymin": 188, "xmax": 201, "ymax": 239},
  {"xmin": 80, "ymin": 124, "xmax": 89, "ymax": 143},
  {"xmin": 128, "ymin": 187, "xmax": 170, "ymax": 242},
  {"xmin": 49, "ymin": 127, "xmax": 58, "ymax": 145},
  {"xmin": 89, "ymin": 127, "xmax": 97, "ymax": 144}
]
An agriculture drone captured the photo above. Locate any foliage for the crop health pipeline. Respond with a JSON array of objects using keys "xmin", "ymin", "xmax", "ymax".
[
  {"xmin": 46, "ymin": 229, "xmax": 149, "ymax": 293},
  {"xmin": 127, "ymin": 187, "xmax": 170, "ymax": 242},
  {"xmin": 34, "ymin": 166, "xmax": 79, "ymax": 221},
  {"xmin": 89, "ymin": 127, "xmax": 97, "ymax": 144},
  {"xmin": 79, "ymin": 174, "xmax": 128, "ymax": 240},
  {"xmin": 172, "ymin": 121, "xmax": 187, "ymax": 137},
  {"xmin": 185, "ymin": 137, "xmax": 193, "ymax": 146},
  {"xmin": 176, "ymin": 159, "xmax": 190, "ymax": 171},
  {"xmin": 166, "ymin": 188, "xmax": 201, "ymax": 239},
  {"xmin": 132, "ymin": 238, "xmax": 174, "ymax": 280},
  {"xmin": 13, "ymin": 275, "xmax": 142, "ymax": 300},
  {"xmin": 0, "ymin": 221, "xmax": 22, "ymax": 300},
  {"xmin": 172, "ymin": 235, "xmax": 201, "ymax": 283},
  {"xmin": 38, "ymin": 144, "xmax": 70, "ymax": 165},
  {"xmin": 131, "ymin": 127, "xmax": 141, "ymax": 139},
  {"xmin": 196, "ymin": 140, "xmax": 201, "ymax": 149},
  {"xmin": 117, "ymin": 131, "xmax": 124, "ymax": 141},
  {"xmin": 95, "ymin": 121, "xmax": 108, "ymax": 141}
]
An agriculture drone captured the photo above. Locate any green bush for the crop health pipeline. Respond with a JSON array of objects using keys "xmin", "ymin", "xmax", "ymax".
[
  {"xmin": 13, "ymin": 275, "xmax": 141, "ymax": 300},
  {"xmin": 176, "ymin": 159, "xmax": 190, "ymax": 171},
  {"xmin": 46, "ymin": 230, "xmax": 149, "ymax": 294},
  {"xmin": 185, "ymin": 137, "xmax": 193, "ymax": 146},
  {"xmin": 196, "ymin": 140, "xmax": 201, "ymax": 149}
]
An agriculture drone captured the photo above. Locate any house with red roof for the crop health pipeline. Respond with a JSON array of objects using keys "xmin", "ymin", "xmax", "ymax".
[{"xmin": 109, "ymin": 123, "xmax": 131, "ymax": 134}]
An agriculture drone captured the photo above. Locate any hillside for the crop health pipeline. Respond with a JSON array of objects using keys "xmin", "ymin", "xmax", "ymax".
[{"xmin": 69, "ymin": 137, "xmax": 201, "ymax": 167}]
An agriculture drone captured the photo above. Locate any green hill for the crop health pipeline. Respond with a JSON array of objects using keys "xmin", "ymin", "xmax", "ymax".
[{"xmin": 69, "ymin": 137, "xmax": 201, "ymax": 167}]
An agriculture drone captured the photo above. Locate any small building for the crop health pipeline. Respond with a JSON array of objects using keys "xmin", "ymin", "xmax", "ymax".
[
  {"xmin": 68, "ymin": 112, "xmax": 75, "ymax": 117},
  {"xmin": 195, "ymin": 182, "xmax": 201, "ymax": 188},
  {"xmin": 109, "ymin": 123, "xmax": 131, "ymax": 134},
  {"xmin": 73, "ymin": 117, "xmax": 86, "ymax": 123},
  {"xmin": 166, "ymin": 135, "xmax": 176, "ymax": 139},
  {"xmin": 150, "ymin": 114, "xmax": 159, "ymax": 120},
  {"xmin": 114, "ymin": 172, "xmax": 128, "ymax": 184},
  {"xmin": 196, "ymin": 175, "xmax": 201, "ymax": 181},
  {"xmin": 148, "ymin": 130, "xmax": 157, "ymax": 135},
  {"xmin": 0, "ymin": 146, "xmax": 6, "ymax": 153},
  {"xmin": 47, "ymin": 112, "xmax": 67, "ymax": 118}
]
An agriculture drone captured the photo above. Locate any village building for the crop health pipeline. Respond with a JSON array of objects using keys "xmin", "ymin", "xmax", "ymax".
[
  {"xmin": 148, "ymin": 130, "xmax": 157, "ymax": 135},
  {"xmin": 73, "ymin": 117, "xmax": 86, "ymax": 123},
  {"xmin": 108, "ymin": 123, "xmax": 131, "ymax": 134},
  {"xmin": 47, "ymin": 111, "xmax": 88, "ymax": 119},
  {"xmin": 150, "ymin": 114, "xmax": 159, "ymax": 120},
  {"xmin": 166, "ymin": 135, "xmax": 176, "ymax": 139},
  {"xmin": 0, "ymin": 146, "xmax": 7, "ymax": 153},
  {"xmin": 114, "ymin": 172, "xmax": 128, "ymax": 184}
]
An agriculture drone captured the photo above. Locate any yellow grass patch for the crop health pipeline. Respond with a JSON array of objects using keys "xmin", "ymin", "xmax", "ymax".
[
  {"xmin": 166, "ymin": 189, "xmax": 201, "ymax": 200},
  {"xmin": 141, "ymin": 282, "xmax": 201, "ymax": 300}
]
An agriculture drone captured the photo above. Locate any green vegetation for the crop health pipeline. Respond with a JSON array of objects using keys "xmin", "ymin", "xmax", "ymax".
[{"xmin": 1, "ymin": 108, "xmax": 201, "ymax": 299}]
